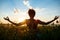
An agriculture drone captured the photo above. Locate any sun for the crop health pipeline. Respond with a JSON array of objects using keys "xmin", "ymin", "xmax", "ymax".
[{"xmin": 18, "ymin": 17, "xmax": 26, "ymax": 22}]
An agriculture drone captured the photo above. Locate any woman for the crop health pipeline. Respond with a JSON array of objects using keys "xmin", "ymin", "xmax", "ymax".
[{"xmin": 4, "ymin": 9, "xmax": 59, "ymax": 30}]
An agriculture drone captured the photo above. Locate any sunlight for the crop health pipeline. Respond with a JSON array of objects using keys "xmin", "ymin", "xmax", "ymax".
[
  {"xmin": 18, "ymin": 17, "xmax": 26, "ymax": 22},
  {"xmin": 18, "ymin": 17, "xmax": 27, "ymax": 26}
]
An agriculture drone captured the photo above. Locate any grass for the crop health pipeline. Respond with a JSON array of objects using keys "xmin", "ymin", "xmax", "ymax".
[{"xmin": 0, "ymin": 24, "xmax": 60, "ymax": 40}]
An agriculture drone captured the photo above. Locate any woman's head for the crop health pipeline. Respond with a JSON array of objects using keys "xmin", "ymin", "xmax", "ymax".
[{"xmin": 28, "ymin": 9, "xmax": 36, "ymax": 19}]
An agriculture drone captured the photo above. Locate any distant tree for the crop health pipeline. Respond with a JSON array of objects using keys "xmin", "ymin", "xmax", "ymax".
[{"xmin": 56, "ymin": 20, "xmax": 59, "ymax": 23}]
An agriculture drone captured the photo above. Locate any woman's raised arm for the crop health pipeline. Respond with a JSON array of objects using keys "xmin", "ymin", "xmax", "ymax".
[{"xmin": 38, "ymin": 16, "xmax": 59, "ymax": 25}]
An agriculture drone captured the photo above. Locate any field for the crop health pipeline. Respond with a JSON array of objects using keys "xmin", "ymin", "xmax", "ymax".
[{"xmin": 0, "ymin": 24, "xmax": 60, "ymax": 40}]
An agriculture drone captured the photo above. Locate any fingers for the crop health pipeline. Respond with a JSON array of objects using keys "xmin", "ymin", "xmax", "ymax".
[
  {"xmin": 3, "ymin": 16, "xmax": 9, "ymax": 20},
  {"xmin": 54, "ymin": 16, "xmax": 59, "ymax": 20},
  {"xmin": 6, "ymin": 16, "xmax": 8, "ymax": 19},
  {"xmin": 55, "ymin": 16, "xmax": 59, "ymax": 17},
  {"xmin": 4, "ymin": 17, "xmax": 6, "ymax": 20}
]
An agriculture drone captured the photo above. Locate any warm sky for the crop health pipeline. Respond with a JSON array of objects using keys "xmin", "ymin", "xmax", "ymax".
[{"xmin": 0, "ymin": 0, "xmax": 60, "ymax": 23}]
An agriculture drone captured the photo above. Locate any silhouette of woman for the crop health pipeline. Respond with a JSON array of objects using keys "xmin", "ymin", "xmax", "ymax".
[{"xmin": 4, "ymin": 9, "xmax": 59, "ymax": 30}]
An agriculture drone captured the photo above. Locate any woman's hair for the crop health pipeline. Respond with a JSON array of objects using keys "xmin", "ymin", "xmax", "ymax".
[{"xmin": 28, "ymin": 9, "xmax": 35, "ymax": 17}]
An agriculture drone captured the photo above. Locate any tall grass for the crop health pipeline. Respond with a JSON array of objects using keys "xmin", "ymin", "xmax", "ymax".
[{"xmin": 0, "ymin": 24, "xmax": 60, "ymax": 40}]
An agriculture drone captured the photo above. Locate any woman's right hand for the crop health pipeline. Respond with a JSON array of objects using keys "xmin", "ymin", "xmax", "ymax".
[{"xmin": 4, "ymin": 16, "xmax": 10, "ymax": 21}]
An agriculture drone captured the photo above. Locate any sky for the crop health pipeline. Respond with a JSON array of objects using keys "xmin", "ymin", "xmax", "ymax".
[{"xmin": 0, "ymin": 0, "xmax": 60, "ymax": 23}]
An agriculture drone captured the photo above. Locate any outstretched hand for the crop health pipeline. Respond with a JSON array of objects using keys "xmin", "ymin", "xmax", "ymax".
[
  {"xmin": 4, "ymin": 16, "xmax": 10, "ymax": 21},
  {"xmin": 54, "ymin": 16, "xmax": 59, "ymax": 20}
]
